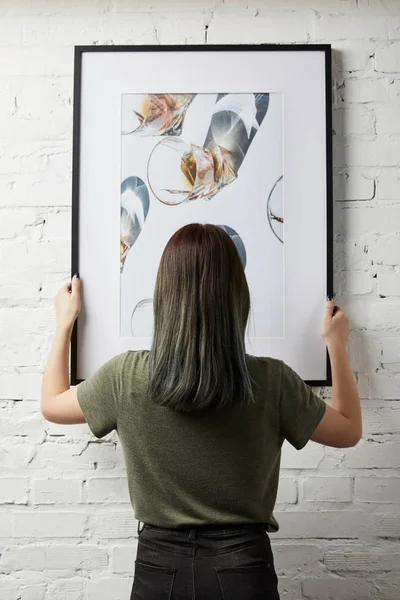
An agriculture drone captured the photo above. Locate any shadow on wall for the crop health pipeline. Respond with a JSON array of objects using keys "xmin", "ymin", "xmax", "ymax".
[{"xmin": 331, "ymin": 49, "xmax": 380, "ymax": 400}]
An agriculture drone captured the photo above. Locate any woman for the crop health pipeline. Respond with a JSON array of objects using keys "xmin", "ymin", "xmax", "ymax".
[{"xmin": 42, "ymin": 223, "xmax": 362, "ymax": 600}]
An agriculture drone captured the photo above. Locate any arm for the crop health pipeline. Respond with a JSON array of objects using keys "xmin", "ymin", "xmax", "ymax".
[
  {"xmin": 41, "ymin": 275, "xmax": 86, "ymax": 424},
  {"xmin": 311, "ymin": 299, "xmax": 362, "ymax": 448}
]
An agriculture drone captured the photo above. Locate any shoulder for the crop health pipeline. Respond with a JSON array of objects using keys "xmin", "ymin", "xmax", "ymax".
[
  {"xmin": 120, "ymin": 350, "xmax": 150, "ymax": 376},
  {"xmin": 99, "ymin": 350, "xmax": 149, "ymax": 378},
  {"xmin": 246, "ymin": 354, "xmax": 283, "ymax": 375}
]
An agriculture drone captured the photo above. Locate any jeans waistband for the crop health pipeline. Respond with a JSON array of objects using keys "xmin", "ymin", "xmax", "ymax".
[{"xmin": 139, "ymin": 522, "xmax": 266, "ymax": 537}]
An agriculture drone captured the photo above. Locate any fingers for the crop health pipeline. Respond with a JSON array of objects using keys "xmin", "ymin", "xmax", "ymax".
[
  {"xmin": 325, "ymin": 297, "xmax": 335, "ymax": 317},
  {"xmin": 71, "ymin": 273, "xmax": 81, "ymax": 297},
  {"xmin": 60, "ymin": 282, "xmax": 72, "ymax": 294}
]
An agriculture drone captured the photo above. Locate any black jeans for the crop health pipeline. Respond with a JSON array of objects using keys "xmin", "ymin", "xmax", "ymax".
[{"xmin": 131, "ymin": 522, "xmax": 280, "ymax": 600}]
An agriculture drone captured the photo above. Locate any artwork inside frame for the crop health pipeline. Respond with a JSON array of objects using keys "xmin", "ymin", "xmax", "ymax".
[
  {"xmin": 71, "ymin": 44, "xmax": 333, "ymax": 386},
  {"xmin": 120, "ymin": 91, "xmax": 284, "ymax": 339}
]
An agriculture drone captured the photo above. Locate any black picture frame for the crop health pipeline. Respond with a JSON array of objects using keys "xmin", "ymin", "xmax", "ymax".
[{"xmin": 71, "ymin": 44, "xmax": 333, "ymax": 387}]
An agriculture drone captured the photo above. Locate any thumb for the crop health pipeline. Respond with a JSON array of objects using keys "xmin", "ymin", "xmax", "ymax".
[
  {"xmin": 325, "ymin": 296, "xmax": 335, "ymax": 317},
  {"xmin": 71, "ymin": 273, "xmax": 81, "ymax": 296}
]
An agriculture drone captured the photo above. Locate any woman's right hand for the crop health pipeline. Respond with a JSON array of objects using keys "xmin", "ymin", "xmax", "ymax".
[{"xmin": 321, "ymin": 298, "xmax": 349, "ymax": 350}]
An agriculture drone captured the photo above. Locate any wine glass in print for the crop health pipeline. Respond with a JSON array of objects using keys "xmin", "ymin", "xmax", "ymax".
[
  {"xmin": 147, "ymin": 137, "xmax": 236, "ymax": 205},
  {"xmin": 267, "ymin": 175, "xmax": 284, "ymax": 244},
  {"xmin": 122, "ymin": 94, "xmax": 195, "ymax": 137},
  {"xmin": 217, "ymin": 225, "xmax": 247, "ymax": 269},
  {"xmin": 120, "ymin": 176, "xmax": 150, "ymax": 272},
  {"xmin": 131, "ymin": 298, "xmax": 153, "ymax": 337},
  {"xmin": 147, "ymin": 93, "xmax": 270, "ymax": 206}
]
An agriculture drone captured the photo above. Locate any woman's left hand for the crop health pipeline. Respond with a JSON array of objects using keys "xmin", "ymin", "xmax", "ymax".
[{"xmin": 55, "ymin": 274, "xmax": 81, "ymax": 333}]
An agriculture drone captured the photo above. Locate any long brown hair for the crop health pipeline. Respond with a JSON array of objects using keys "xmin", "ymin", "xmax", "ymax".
[{"xmin": 149, "ymin": 223, "xmax": 254, "ymax": 411}]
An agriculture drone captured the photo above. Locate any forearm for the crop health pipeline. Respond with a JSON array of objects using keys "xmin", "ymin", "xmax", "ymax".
[
  {"xmin": 41, "ymin": 326, "xmax": 72, "ymax": 407},
  {"xmin": 328, "ymin": 343, "xmax": 362, "ymax": 436}
]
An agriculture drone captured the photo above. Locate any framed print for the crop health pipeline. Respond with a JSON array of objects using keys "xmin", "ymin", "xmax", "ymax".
[{"xmin": 71, "ymin": 44, "xmax": 333, "ymax": 385}]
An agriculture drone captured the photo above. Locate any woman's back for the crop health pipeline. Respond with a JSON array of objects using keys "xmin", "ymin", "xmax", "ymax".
[{"xmin": 78, "ymin": 349, "xmax": 325, "ymax": 530}]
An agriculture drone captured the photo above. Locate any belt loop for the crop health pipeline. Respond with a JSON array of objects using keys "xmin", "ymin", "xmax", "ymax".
[
  {"xmin": 137, "ymin": 520, "xmax": 144, "ymax": 536},
  {"xmin": 189, "ymin": 527, "xmax": 196, "ymax": 541}
]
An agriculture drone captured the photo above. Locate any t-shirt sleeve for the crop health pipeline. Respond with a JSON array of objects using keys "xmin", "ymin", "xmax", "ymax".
[
  {"xmin": 279, "ymin": 361, "xmax": 326, "ymax": 450},
  {"xmin": 77, "ymin": 354, "xmax": 124, "ymax": 439}
]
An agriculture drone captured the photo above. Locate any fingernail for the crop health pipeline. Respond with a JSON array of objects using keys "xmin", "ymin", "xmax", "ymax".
[
  {"xmin": 75, "ymin": 272, "xmax": 80, "ymax": 279},
  {"xmin": 326, "ymin": 295, "xmax": 333, "ymax": 301}
]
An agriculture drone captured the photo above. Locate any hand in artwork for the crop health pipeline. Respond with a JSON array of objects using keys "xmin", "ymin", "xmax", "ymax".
[
  {"xmin": 54, "ymin": 274, "xmax": 81, "ymax": 334},
  {"xmin": 321, "ymin": 298, "xmax": 349, "ymax": 351}
]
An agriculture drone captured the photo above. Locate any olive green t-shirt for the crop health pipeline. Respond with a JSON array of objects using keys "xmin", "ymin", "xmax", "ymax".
[{"xmin": 77, "ymin": 351, "xmax": 326, "ymax": 532}]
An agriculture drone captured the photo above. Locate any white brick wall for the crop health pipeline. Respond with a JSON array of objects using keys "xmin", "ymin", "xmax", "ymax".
[{"xmin": 1, "ymin": 1, "xmax": 400, "ymax": 598}]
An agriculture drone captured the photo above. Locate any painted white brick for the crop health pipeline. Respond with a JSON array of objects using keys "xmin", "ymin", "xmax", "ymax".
[
  {"xmin": 92, "ymin": 512, "xmax": 137, "ymax": 539},
  {"xmin": 0, "ymin": 513, "xmax": 14, "ymax": 537},
  {"xmin": 273, "ymin": 543, "xmax": 322, "ymax": 572},
  {"xmin": 87, "ymin": 477, "xmax": 130, "ymax": 503},
  {"xmin": 42, "ymin": 210, "xmax": 71, "ymax": 240},
  {"xmin": 371, "ymin": 512, "xmax": 400, "ymax": 537},
  {"xmin": 356, "ymin": 373, "xmax": 370, "ymax": 398},
  {"xmin": 313, "ymin": 14, "xmax": 388, "ymax": 40},
  {"xmin": 332, "ymin": 40, "xmax": 375, "ymax": 72},
  {"xmin": 355, "ymin": 476, "xmax": 400, "ymax": 502},
  {"xmin": 334, "ymin": 169, "xmax": 375, "ymax": 201},
  {"xmin": 19, "ymin": 582, "xmax": 46, "ymax": 600},
  {"xmin": 302, "ymin": 576, "xmax": 374, "ymax": 600},
  {"xmin": 302, "ymin": 477, "xmax": 353, "ymax": 502},
  {"xmin": 372, "ymin": 575, "xmax": 400, "ymax": 600},
  {"xmin": 0, "ymin": 478, "xmax": 29, "ymax": 504},
  {"xmin": 337, "ymin": 205, "xmax": 400, "ymax": 237},
  {"xmin": 114, "ymin": 0, "xmax": 215, "ymax": 11},
  {"xmin": 389, "ymin": 17, "xmax": 400, "ymax": 39},
  {"xmin": 277, "ymin": 578, "xmax": 303, "ymax": 600},
  {"xmin": 0, "ymin": 578, "xmax": 18, "ymax": 600},
  {"xmin": 14, "ymin": 512, "xmax": 86, "ymax": 538},
  {"xmin": 334, "ymin": 240, "xmax": 372, "ymax": 271},
  {"xmin": 323, "ymin": 546, "xmax": 377, "ymax": 572},
  {"xmin": 276, "ymin": 478, "xmax": 297, "ymax": 504},
  {"xmin": 275, "ymin": 510, "xmax": 366, "ymax": 539},
  {"xmin": 370, "ymin": 234, "xmax": 400, "ymax": 265},
  {"xmin": 363, "ymin": 405, "xmax": 400, "ymax": 434},
  {"xmin": 0, "ymin": 209, "xmax": 45, "ymax": 240},
  {"xmin": 347, "ymin": 332, "xmax": 381, "ymax": 372},
  {"xmin": 343, "ymin": 77, "xmax": 389, "ymax": 103},
  {"xmin": 281, "ymin": 441, "xmax": 325, "ymax": 469},
  {"xmin": 2, "ymin": 543, "xmax": 108, "ymax": 571},
  {"xmin": 379, "ymin": 135, "xmax": 400, "ymax": 166},
  {"xmin": 333, "ymin": 136, "xmax": 379, "ymax": 167},
  {"xmin": 111, "ymin": 544, "xmax": 138, "ymax": 574},
  {"xmin": 32, "ymin": 441, "xmax": 117, "ymax": 471},
  {"xmin": 339, "ymin": 270, "xmax": 375, "ymax": 295},
  {"xmin": 344, "ymin": 440, "xmax": 400, "ymax": 468},
  {"xmin": 0, "ymin": 47, "xmax": 73, "ymax": 76},
  {"xmin": 0, "ymin": 441, "xmax": 34, "ymax": 469},
  {"xmin": 376, "ymin": 107, "xmax": 400, "ymax": 134},
  {"xmin": 333, "ymin": 106, "xmax": 376, "ymax": 135},
  {"xmin": 367, "ymin": 297, "xmax": 400, "ymax": 331},
  {"xmin": 380, "ymin": 337, "xmax": 400, "ymax": 362},
  {"xmin": 87, "ymin": 578, "xmax": 133, "ymax": 600},
  {"xmin": 33, "ymin": 479, "xmax": 82, "ymax": 504},
  {"xmin": 207, "ymin": 14, "xmax": 309, "ymax": 44},
  {"xmin": 45, "ymin": 578, "xmax": 85, "ymax": 600},
  {"xmin": 0, "ymin": 411, "xmax": 45, "ymax": 442},
  {"xmin": 153, "ymin": 15, "xmax": 208, "ymax": 45},
  {"xmin": 0, "ymin": 372, "xmax": 42, "ymax": 400},
  {"xmin": 369, "ymin": 372, "xmax": 400, "ymax": 398},
  {"xmin": 378, "ymin": 272, "xmax": 400, "ymax": 296},
  {"xmin": 375, "ymin": 42, "xmax": 400, "ymax": 72},
  {"xmin": 377, "ymin": 169, "xmax": 400, "ymax": 200}
]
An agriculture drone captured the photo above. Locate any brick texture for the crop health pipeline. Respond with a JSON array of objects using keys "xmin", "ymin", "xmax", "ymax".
[{"xmin": 1, "ymin": 1, "xmax": 399, "ymax": 599}]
